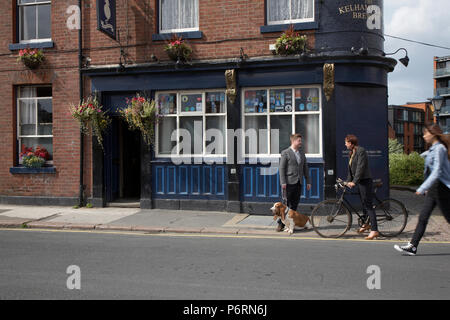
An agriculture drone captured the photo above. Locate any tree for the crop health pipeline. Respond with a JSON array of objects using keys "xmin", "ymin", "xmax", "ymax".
[{"xmin": 389, "ymin": 138, "xmax": 404, "ymax": 154}]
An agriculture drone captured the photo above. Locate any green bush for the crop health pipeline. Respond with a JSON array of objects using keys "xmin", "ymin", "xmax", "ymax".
[{"xmin": 389, "ymin": 152, "xmax": 424, "ymax": 186}]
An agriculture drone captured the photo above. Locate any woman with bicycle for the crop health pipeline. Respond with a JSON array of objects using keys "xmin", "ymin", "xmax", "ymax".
[
  {"xmin": 345, "ymin": 134, "xmax": 379, "ymax": 240},
  {"xmin": 395, "ymin": 124, "xmax": 450, "ymax": 256}
]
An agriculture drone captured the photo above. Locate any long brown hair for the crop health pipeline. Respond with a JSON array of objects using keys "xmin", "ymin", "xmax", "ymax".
[
  {"xmin": 425, "ymin": 123, "xmax": 450, "ymax": 160},
  {"xmin": 345, "ymin": 134, "xmax": 358, "ymax": 157}
]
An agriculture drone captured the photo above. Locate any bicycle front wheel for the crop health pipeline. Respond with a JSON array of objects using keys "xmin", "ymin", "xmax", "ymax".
[
  {"xmin": 375, "ymin": 198, "xmax": 408, "ymax": 237},
  {"xmin": 311, "ymin": 200, "xmax": 352, "ymax": 238}
]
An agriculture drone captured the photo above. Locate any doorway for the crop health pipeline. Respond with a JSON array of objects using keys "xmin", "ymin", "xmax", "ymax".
[{"xmin": 104, "ymin": 116, "xmax": 141, "ymax": 204}]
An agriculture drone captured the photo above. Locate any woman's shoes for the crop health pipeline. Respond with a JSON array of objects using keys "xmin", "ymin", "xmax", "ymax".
[
  {"xmin": 358, "ymin": 224, "xmax": 371, "ymax": 233},
  {"xmin": 365, "ymin": 231, "xmax": 380, "ymax": 240}
]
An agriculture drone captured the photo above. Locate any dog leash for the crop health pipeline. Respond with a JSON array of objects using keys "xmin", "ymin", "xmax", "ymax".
[{"xmin": 281, "ymin": 188, "xmax": 289, "ymax": 216}]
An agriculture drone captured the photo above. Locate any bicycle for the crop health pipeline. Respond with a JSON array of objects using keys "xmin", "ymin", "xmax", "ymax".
[{"xmin": 311, "ymin": 178, "xmax": 408, "ymax": 238}]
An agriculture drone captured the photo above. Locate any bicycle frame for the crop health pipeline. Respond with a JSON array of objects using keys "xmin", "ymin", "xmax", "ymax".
[{"xmin": 334, "ymin": 181, "xmax": 383, "ymax": 225}]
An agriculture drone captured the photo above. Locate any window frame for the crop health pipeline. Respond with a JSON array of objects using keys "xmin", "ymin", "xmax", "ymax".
[
  {"xmin": 16, "ymin": 85, "xmax": 53, "ymax": 166},
  {"xmin": 266, "ymin": 0, "xmax": 315, "ymax": 26},
  {"xmin": 17, "ymin": 0, "xmax": 52, "ymax": 44},
  {"xmin": 241, "ymin": 85, "xmax": 323, "ymax": 158},
  {"xmin": 155, "ymin": 89, "xmax": 228, "ymax": 158},
  {"xmin": 158, "ymin": 0, "xmax": 199, "ymax": 34}
]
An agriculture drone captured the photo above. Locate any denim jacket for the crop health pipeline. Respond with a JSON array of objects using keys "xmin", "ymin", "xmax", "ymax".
[{"xmin": 416, "ymin": 142, "xmax": 450, "ymax": 194}]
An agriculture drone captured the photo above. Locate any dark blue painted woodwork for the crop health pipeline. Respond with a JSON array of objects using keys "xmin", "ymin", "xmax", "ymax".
[
  {"xmin": 241, "ymin": 162, "xmax": 324, "ymax": 203},
  {"xmin": 152, "ymin": 163, "xmax": 227, "ymax": 200}
]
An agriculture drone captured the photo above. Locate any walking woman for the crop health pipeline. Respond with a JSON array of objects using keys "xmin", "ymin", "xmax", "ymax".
[
  {"xmin": 395, "ymin": 124, "xmax": 450, "ymax": 256},
  {"xmin": 345, "ymin": 134, "xmax": 379, "ymax": 240}
]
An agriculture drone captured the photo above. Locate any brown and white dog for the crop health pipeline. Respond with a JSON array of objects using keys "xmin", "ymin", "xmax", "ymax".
[{"xmin": 270, "ymin": 202, "xmax": 312, "ymax": 234}]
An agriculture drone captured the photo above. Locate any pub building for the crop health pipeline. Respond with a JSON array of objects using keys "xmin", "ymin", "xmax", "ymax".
[{"xmin": 1, "ymin": 0, "xmax": 396, "ymax": 213}]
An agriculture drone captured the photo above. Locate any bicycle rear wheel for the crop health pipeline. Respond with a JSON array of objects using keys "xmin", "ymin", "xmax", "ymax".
[
  {"xmin": 375, "ymin": 198, "xmax": 408, "ymax": 237},
  {"xmin": 311, "ymin": 200, "xmax": 352, "ymax": 238}
]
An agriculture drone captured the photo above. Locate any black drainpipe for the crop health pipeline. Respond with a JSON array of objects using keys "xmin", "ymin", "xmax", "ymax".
[{"xmin": 78, "ymin": 0, "xmax": 84, "ymax": 207}]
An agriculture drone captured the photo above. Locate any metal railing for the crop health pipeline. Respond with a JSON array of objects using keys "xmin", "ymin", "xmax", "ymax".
[{"xmin": 435, "ymin": 67, "xmax": 450, "ymax": 78}]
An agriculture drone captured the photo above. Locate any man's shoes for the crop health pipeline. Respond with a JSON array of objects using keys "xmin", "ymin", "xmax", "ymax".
[
  {"xmin": 276, "ymin": 223, "xmax": 285, "ymax": 232},
  {"xmin": 394, "ymin": 242, "xmax": 417, "ymax": 256}
]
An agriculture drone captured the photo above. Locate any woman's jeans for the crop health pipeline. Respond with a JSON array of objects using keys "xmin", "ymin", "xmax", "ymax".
[
  {"xmin": 411, "ymin": 181, "xmax": 450, "ymax": 247},
  {"xmin": 358, "ymin": 178, "xmax": 378, "ymax": 232}
]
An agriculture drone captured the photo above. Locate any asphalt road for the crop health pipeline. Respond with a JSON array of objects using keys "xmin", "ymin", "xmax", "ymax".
[{"xmin": 0, "ymin": 229, "xmax": 449, "ymax": 300}]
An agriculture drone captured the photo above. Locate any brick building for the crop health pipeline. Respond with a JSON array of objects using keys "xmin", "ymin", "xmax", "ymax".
[
  {"xmin": 1, "ymin": 0, "xmax": 397, "ymax": 212},
  {"xmin": 388, "ymin": 102, "xmax": 434, "ymax": 154},
  {"xmin": 434, "ymin": 56, "xmax": 450, "ymax": 134}
]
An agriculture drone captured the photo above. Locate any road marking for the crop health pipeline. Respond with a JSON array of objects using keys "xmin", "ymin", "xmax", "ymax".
[{"xmin": 1, "ymin": 227, "xmax": 450, "ymax": 244}]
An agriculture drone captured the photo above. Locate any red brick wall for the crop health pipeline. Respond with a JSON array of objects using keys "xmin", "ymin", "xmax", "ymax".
[{"xmin": 0, "ymin": 0, "xmax": 316, "ymax": 200}]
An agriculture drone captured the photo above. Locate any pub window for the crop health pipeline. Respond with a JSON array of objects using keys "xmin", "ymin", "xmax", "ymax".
[
  {"xmin": 18, "ymin": 0, "xmax": 51, "ymax": 43},
  {"xmin": 159, "ymin": 0, "xmax": 199, "ymax": 34},
  {"xmin": 156, "ymin": 90, "xmax": 227, "ymax": 156},
  {"xmin": 242, "ymin": 86, "xmax": 322, "ymax": 157},
  {"xmin": 267, "ymin": 0, "xmax": 314, "ymax": 25},
  {"xmin": 17, "ymin": 86, "xmax": 53, "ymax": 164}
]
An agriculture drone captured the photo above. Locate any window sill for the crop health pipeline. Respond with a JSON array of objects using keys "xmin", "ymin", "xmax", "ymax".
[
  {"xmin": 10, "ymin": 166, "xmax": 56, "ymax": 174},
  {"xmin": 8, "ymin": 41, "xmax": 54, "ymax": 51},
  {"xmin": 152, "ymin": 31, "xmax": 203, "ymax": 41},
  {"xmin": 260, "ymin": 22, "xmax": 318, "ymax": 33}
]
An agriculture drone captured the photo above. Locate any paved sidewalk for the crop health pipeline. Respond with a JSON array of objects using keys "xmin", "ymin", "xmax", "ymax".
[{"xmin": 0, "ymin": 189, "xmax": 448, "ymax": 243}]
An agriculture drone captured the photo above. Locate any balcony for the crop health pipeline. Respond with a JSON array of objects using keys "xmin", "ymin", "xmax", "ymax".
[
  {"xmin": 440, "ymin": 105, "xmax": 450, "ymax": 115},
  {"xmin": 434, "ymin": 67, "xmax": 450, "ymax": 78},
  {"xmin": 436, "ymin": 87, "xmax": 450, "ymax": 96}
]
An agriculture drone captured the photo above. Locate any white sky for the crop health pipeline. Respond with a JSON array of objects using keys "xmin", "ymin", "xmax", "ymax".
[{"xmin": 384, "ymin": 0, "xmax": 450, "ymax": 105}]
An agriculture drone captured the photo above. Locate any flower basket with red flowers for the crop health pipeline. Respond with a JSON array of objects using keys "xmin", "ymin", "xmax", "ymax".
[
  {"xmin": 164, "ymin": 35, "xmax": 193, "ymax": 62},
  {"xmin": 274, "ymin": 25, "xmax": 307, "ymax": 56},
  {"xmin": 17, "ymin": 48, "xmax": 45, "ymax": 69},
  {"xmin": 20, "ymin": 145, "xmax": 50, "ymax": 168},
  {"xmin": 119, "ymin": 94, "xmax": 164, "ymax": 146},
  {"xmin": 70, "ymin": 96, "xmax": 111, "ymax": 149}
]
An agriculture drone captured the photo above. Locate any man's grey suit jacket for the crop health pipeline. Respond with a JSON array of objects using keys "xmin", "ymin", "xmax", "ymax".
[{"xmin": 279, "ymin": 147, "xmax": 310, "ymax": 186}]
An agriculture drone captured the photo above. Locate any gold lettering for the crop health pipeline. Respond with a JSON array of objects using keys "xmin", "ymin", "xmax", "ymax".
[{"xmin": 339, "ymin": 7, "xmax": 345, "ymax": 14}]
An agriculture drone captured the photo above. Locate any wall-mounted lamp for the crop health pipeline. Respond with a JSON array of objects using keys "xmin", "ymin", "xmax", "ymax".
[
  {"xmin": 237, "ymin": 47, "xmax": 249, "ymax": 67},
  {"xmin": 383, "ymin": 48, "xmax": 409, "ymax": 67},
  {"xmin": 430, "ymin": 94, "xmax": 444, "ymax": 123}
]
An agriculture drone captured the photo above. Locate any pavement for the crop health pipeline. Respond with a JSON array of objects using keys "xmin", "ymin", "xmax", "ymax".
[{"xmin": 0, "ymin": 189, "xmax": 449, "ymax": 243}]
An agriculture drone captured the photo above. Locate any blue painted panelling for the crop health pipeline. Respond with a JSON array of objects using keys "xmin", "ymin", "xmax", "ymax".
[
  {"xmin": 152, "ymin": 164, "xmax": 227, "ymax": 199},
  {"xmin": 241, "ymin": 163, "xmax": 324, "ymax": 203}
]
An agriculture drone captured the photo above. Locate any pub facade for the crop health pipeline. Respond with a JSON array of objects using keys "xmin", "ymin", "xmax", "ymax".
[{"xmin": 0, "ymin": 0, "xmax": 396, "ymax": 213}]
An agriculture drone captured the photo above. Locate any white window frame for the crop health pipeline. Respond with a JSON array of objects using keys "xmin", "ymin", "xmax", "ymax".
[
  {"xmin": 17, "ymin": 86, "xmax": 53, "ymax": 165},
  {"xmin": 155, "ymin": 89, "xmax": 228, "ymax": 158},
  {"xmin": 18, "ymin": 0, "xmax": 52, "ymax": 44},
  {"xmin": 159, "ymin": 0, "xmax": 199, "ymax": 34},
  {"xmin": 267, "ymin": 0, "xmax": 315, "ymax": 25},
  {"xmin": 241, "ymin": 85, "xmax": 323, "ymax": 159}
]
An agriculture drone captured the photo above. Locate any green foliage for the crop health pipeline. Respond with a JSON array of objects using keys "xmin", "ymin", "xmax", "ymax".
[
  {"xmin": 388, "ymin": 138, "xmax": 403, "ymax": 154},
  {"xmin": 389, "ymin": 152, "xmax": 424, "ymax": 186},
  {"xmin": 86, "ymin": 203, "xmax": 93, "ymax": 208},
  {"xmin": 275, "ymin": 25, "xmax": 307, "ymax": 56}
]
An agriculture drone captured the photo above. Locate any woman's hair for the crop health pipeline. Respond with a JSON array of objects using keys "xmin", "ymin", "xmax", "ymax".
[
  {"xmin": 345, "ymin": 134, "xmax": 358, "ymax": 157},
  {"xmin": 345, "ymin": 134, "xmax": 358, "ymax": 146},
  {"xmin": 424, "ymin": 123, "xmax": 450, "ymax": 160}
]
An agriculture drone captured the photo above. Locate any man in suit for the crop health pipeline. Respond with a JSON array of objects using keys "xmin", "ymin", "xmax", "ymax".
[{"xmin": 278, "ymin": 133, "xmax": 311, "ymax": 231}]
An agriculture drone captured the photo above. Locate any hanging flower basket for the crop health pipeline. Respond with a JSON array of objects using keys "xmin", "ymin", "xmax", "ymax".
[
  {"xmin": 70, "ymin": 96, "xmax": 110, "ymax": 149},
  {"xmin": 17, "ymin": 48, "xmax": 45, "ymax": 69},
  {"xmin": 274, "ymin": 25, "xmax": 307, "ymax": 56},
  {"xmin": 164, "ymin": 35, "xmax": 193, "ymax": 62},
  {"xmin": 119, "ymin": 94, "xmax": 164, "ymax": 146}
]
